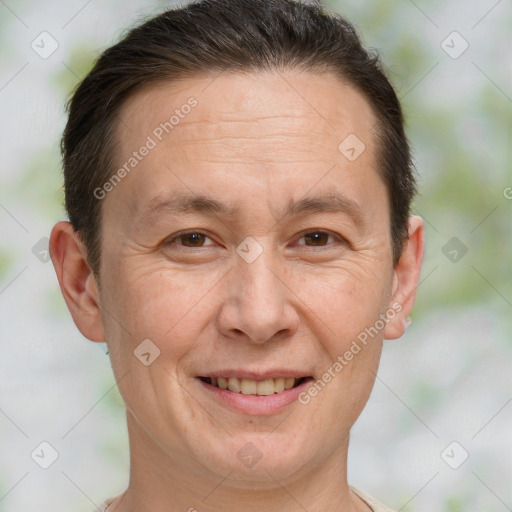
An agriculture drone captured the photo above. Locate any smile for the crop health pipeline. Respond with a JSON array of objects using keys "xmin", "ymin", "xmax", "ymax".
[{"xmin": 199, "ymin": 376, "xmax": 308, "ymax": 395}]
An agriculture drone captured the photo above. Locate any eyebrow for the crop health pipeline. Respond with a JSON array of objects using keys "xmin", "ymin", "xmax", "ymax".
[{"xmin": 135, "ymin": 190, "xmax": 365, "ymax": 228}]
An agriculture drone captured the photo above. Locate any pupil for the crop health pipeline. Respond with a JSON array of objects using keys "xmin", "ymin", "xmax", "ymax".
[
  {"xmin": 307, "ymin": 232, "xmax": 327, "ymax": 245},
  {"xmin": 184, "ymin": 233, "xmax": 203, "ymax": 246}
]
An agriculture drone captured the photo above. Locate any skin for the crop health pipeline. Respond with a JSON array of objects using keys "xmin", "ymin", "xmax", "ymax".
[{"xmin": 50, "ymin": 70, "xmax": 424, "ymax": 512}]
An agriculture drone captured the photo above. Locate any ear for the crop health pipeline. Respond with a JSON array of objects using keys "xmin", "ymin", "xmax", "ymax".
[
  {"xmin": 49, "ymin": 221, "xmax": 106, "ymax": 342},
  {"xmin": 383, "ymin": 215, "xmax": 425, "ymax": 340}
]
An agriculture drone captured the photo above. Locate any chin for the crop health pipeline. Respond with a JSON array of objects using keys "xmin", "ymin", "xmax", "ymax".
[{"xmin": 187, "ymin": 429, "xmax": 316, "ymax": 484}]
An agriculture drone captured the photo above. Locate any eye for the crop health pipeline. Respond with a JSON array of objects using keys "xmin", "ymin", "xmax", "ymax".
[
  {"xmin": 296, "ymin": 230, "xmax": 342, "ymax": 247},
  {"xmin": 165, "ymin": 231, "xmax": 216, "ymax": 248},
  {"xmin": 163, "ymin": 229, "xmax": 344, "ymax": 251}
]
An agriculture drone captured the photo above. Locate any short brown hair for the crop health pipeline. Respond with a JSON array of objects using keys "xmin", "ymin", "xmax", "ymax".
[{"xmin": 62, "ymin": 0, "xmax": 416, "ymax": 277}]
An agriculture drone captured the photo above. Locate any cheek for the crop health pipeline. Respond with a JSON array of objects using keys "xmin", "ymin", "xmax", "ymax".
[
  {"xmin": 301, "ymin": 268, "xmax": 387, "ymax": 420},
  {"xmin": 300, "ymin": 271, "xmax": 386, "ymax": 426},
  {"xmin": 102, "ymin": 263, "xmax": 218, "ymax": 362},
  {"xmin": 294, "ymin": 261, "xmax": 391, "ymax": 346}
]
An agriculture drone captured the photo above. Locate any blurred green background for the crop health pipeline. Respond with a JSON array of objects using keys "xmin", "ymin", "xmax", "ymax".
[{"xmin": 0, "ymin": 1, "xmax": 510, "ymax": 511}]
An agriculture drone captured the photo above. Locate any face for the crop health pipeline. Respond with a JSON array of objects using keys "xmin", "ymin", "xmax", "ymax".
[{"xmin": 52, "ymin": 70, "xmax": 423, "ymax": 485}]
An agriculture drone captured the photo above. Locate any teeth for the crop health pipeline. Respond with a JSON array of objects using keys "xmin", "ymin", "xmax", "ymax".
[
  {"xmin": 209, "ymin": 376, "xmax": 301, "ymax": 395},
  {"xmin": 256, "ymin": 379, "xmax": 275, "ymax": 396},
  {"xmin": 274, "ymin": 377, "xmax": 285, "ymax": 393},
  {"xmin": 228, "ymin": 378, "xmax": 240, "ymax": 393},
  {"xmin": 284, "ymin": 377, "xmax": 295, "ymax": 390},
  {"xmin": 240, "ymin": 379, "xmax": 257, "ymax": 395}
]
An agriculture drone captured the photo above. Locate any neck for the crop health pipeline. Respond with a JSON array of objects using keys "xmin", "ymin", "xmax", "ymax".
[{"xmin": 114, "ymin": 412, "xmax": 367, "ymax": 512}]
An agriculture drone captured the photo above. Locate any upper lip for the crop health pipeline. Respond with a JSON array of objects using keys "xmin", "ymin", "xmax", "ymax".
[{"xmin": 198, "ymin": 369, "xmax": 312, "ymax": 381}]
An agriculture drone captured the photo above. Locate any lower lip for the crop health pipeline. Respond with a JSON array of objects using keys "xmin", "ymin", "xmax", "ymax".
[{"xmin": 197, "ymin": 378, "xmax": 314, "ymax": 415}]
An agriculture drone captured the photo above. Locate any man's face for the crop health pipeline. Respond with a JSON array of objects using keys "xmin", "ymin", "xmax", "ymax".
[{"xmin": 98, "ymin": 70, "xmax": 398, "ymax": 481}]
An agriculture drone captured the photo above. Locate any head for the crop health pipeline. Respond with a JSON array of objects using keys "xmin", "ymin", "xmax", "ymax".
[{"xmin": 51, "ymin": 0, "xmax": 423, "ymax": 489}]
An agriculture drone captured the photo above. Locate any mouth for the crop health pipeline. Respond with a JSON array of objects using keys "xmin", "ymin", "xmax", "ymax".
[
  {"xmin": 198, "ymin": 376, "xmax": 310, "ymax": 395},
  {"xmin": 196, "ymin": 373, "xmax": 315, "ymax": 415}
]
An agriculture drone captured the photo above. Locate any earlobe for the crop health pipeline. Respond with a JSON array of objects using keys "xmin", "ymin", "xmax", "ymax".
[
  {"xmin": 384, "ymin": 215, "xmax": 425, "ymax": 340},
  {"xmin": 49, "ymin": 221, "xmax": 106, "ymax": 342}
]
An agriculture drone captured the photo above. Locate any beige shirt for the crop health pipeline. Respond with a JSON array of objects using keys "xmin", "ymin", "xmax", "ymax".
[{"xmin": 95, "ymin": 486, "xmax": 397, "ymax": 511}]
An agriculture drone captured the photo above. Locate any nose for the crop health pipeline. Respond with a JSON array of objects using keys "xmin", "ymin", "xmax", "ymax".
[{"xmin": 217, "ymin": 248, "xmax": 300, "ymax": 345}]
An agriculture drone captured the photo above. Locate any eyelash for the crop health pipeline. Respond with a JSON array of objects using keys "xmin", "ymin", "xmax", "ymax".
[{"xmin": 164, "ymin": 230, "xmax": 345, "ymax": 250}]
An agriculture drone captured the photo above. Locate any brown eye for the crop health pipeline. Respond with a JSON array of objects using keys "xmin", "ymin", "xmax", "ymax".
[
  {"xmin": 166, "ymin": 231, "xmax": 215, "ymax": 249},
  {"xmin": 300, "ymin": 231, "xmax": 333, "ymax": 246},
  {"xmin": 179, "ymin": 232, "xmax": 207, "ymax": 247}
]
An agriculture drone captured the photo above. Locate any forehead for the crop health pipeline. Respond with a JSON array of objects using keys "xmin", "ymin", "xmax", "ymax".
[
  {"xmin": 110, "ymin": 70, "xmax": 383, "ymax": 220},
  {"xmin": 117, "ymin": 69, "xmax": 376, "ymax": 152}
]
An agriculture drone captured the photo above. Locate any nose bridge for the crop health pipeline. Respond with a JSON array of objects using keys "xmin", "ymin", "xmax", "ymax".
[{"xmin": 239, "ymin": 248, "xmax": 282, "ymax": 304}]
